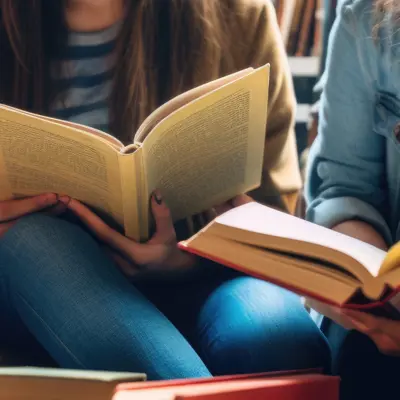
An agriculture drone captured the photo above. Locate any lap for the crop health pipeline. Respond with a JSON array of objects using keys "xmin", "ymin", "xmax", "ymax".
[
  {"xmin": 0, "ymin": 214, "xmax": 210, "ymax": 378},
  {"xmin": 0, "ymin": 214, "xmax": 330, "ymax": 377},
  {"xmin": 140, "ymin": 271, "xmax": 331, "ymax": 375}
]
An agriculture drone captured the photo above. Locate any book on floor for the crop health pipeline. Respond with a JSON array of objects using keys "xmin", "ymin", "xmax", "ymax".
[
  {"xmin": 0, "ymin": 367, "xmax": 145, "ymax": 400},
  {"xmin": 0, "ymin": 65, "xmax": 269, "ymax": 241},
  {"xmin": 113, "ymin": 371, "xmax": 339, "ymax": 400},
  {"xmin": 0, "ymin": 368, "xmax": 338, "ymax": 400},
  {"xmin": 178, "ymin": 202, "xmax": 400, "ymax": 319}
]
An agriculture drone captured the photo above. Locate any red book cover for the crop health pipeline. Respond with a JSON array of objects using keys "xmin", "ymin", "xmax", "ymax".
[
  {"xmin": 115, "ymin": 369, "xmax": 320, "ymax": 392},
  {"xmin": 113, "ymin": 371, "xmax": 339, "ymax": 400},
  {"xmin": 178, "ymin": 241, "xmax": 400, "ymax": 320},
  {"xmin": 174, "ymin": 375, "xmax": 339, "ymax": 400}
]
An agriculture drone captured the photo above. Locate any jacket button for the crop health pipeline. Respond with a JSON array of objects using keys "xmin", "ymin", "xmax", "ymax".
[{"xmin": 395, "ymin": 122, "xmax": 400, "ymax": 142}]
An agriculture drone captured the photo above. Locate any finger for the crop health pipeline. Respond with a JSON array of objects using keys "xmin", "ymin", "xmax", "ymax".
[
  {"xmin": 342, "ymin": 310, "xmax": 390, "ymax": 334},
  {"xmin": 343, "ymin": 310, "xmax": 400, "ymax": 346},
  {"xmin": 43, "ymin": 196, "xmax": 70, "ymax": 217},
  {"xmin": 67, "ymin": 198, "xmax": 134, "ymax": 256},
  {"xmin": 0, "ymin": 193, "xmax": 58, "ymax": 222},
  {"xmin": 368, "ymin": 332, "xmax": 400, "ymax": 356},
  {"xmin": 150, "ymin": 191, "xmax": 176, "ymax": 244},
  {"xmin": 231, "ymin": 194, "xmax": 253, "ymax": 207},
  {"xmin": 214, "ymin": 201, "xmax": 233, "ymax": 216},
  {"xmin": 167, "ymin": 249, "xmax": 198, "ymax": 270},
  {"xmin": 203, "ymin": 208, "xmax": 218, "ymax": 223}
]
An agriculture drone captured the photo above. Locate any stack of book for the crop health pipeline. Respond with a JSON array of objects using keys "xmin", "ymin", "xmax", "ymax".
[{"xmin": 0, "ymin": 367, "xmax": 339, "ymax": 400}]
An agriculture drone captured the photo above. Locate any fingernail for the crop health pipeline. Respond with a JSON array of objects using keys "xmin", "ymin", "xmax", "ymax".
[
  {"xmin": 153, "ymin": 192, "xmax": 163, "ymax": 205},
  {"xmin": 58, "ymin": 196, "xmax": 71, "ymax": 206},
  {"xmin": 41, "ymin": 193, "xmax": 58, "ymax": 205}
]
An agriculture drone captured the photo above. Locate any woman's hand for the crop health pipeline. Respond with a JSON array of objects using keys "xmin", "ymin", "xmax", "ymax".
[
  {"xmin": 66, "ymin": 191, "xmax": 198, "ymax": 278},
  {"xmin": 307, "ymin": 298, "xmax": 400, "ymax": 356},
  {"xmin": 341, "ymin": 309, "xmax": 400, "ymax": 356},
  {"xmin": 203, "ymin": 194, "xmax": 254, "ymax": 222},
  {"xmin": 0, "ymin": 194, "xmax": 68, "ymax": 237}
]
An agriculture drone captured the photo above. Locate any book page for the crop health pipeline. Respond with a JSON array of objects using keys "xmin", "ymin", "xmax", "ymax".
[
  {"xmin": 0, "ymin": 104, "xmax": 123, "ymax": 149},
  {"xmin": 213, "ymin": 202, "xmax": 387, "ymax": 281},
  {"xmin": 0, "ymin": 367, "xmax": 144, "ymax": 382},
  {"xmin": 140, "ymin": 65, "xmax": 270, "ymax": 226},
  {"xmin": 133, "ymin": 69, "xmax": 253, "ymax": 144},
  {"xmin": 0, "ymin": 107, "xmax": 125, "ymax": 228}
]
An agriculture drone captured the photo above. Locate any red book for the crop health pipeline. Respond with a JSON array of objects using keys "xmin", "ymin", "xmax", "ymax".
[
  {"xmin": 178, "ymin": 202, "xmax": 400, "ymax": 320},
  {"xmin": 113, "ymin": 371, "xmax": 339, "ymax": 400}
]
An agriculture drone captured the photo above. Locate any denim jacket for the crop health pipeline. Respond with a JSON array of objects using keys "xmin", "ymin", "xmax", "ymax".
[{"xmin": 305, "ymin": 0, "xmax": 400, "ymax": 245}]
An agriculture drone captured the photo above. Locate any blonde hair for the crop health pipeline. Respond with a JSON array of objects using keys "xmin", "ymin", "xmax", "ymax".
[
  {"xmin": 375, "ymin": 0, "xmax": 399, "ymax": 13},
  {"xmin": 372, "ymin": 0, "xmax": 399, "ymax": 39}
]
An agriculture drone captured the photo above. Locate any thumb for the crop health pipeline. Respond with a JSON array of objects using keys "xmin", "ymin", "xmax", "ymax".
[
  {"xmin": 231, "ymin": 194, "xmax": 253, "ymax": 208},
  {"xmin": 150, "ymin": 191, "xmax": 176, "ymax": 244}
]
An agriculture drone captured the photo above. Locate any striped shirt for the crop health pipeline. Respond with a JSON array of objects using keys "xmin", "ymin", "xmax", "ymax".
[{"xmin": 50, "ymin": 22, "xmax": 121, "ymax": 133}]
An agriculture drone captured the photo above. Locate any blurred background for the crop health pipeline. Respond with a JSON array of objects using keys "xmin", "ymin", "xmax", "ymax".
[{"xmin": 273, "ymin": 0, "xmax": 337, "ymax": 160}]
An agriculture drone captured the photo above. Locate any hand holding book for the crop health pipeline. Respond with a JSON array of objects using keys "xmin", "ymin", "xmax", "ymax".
[
  {"xmin": 307, "ymin": 298, "xmax": 400, "ymax": 357},
  {"xmin": 66, "ymin": 191, "xmax": 198, "ymax": 278},
  {"xmin": 0, "ymin": 193, "xmax": 69, "ymax": 237},
  {"xmin": 0, "ymin": 65, "xmax": 270, "ymax": 242},
  {"xmin": 199, "ymin": 194, "xmax": 254, "ymax": 226},
  {"xmin": 179, "ymin": 202, "xmax": 400, "ymax": 319}
]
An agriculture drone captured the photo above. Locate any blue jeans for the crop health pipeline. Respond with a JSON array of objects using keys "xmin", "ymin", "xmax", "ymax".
[{"xmin": 0, "ymin": 214, "xmax": 330, "ymax": 380}]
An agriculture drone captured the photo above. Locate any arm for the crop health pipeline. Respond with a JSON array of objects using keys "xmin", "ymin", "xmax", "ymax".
[
  {"xmin": 240, "ymin": 0, "xmax": 302, "ymax": 214},
  {"xmin": 305, "ymin": 0, "xmax": 399, "ymax": 354},
  {"xmin": 305, "ymin": 0, "xmax": 393, "ymax": 247},
  {"xmin": 333, "ymin": 221, "xmax": 388, "ymax": 251}
]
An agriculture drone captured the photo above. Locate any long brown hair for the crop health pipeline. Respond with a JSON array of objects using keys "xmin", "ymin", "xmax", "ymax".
[{"xmin": 0, "ymin": 0, "xmax": 240, "ymax": 143}]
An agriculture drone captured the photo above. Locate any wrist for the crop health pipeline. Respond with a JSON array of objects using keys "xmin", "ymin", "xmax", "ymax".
[{"xmin": 332, "ymin": 220, "xmax": 388, "ymax": 251}]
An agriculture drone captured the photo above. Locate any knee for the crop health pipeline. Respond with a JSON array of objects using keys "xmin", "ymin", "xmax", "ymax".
[
  {"xmin": 0, "ymin": 214, "xmax": 104, "ymax": 285},
  {"xmin": 2, "ymin": 214, "xmax": 79, "ymax": 250},
  {"xmin": 197, "ymin": 278, "xmax": 331, "ymax": 375}
]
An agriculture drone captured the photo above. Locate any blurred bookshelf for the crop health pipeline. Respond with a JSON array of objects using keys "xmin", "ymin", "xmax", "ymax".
[
  {"xmin": 274, "ymin": 0, "xmax": 324, "ymax": 157},
  {"xmin": 288, "ymin": 56, "xmax": 319, "ymax": 77}
]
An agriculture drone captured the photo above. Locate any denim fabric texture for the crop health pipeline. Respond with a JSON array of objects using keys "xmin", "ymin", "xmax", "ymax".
[{"xmin": 0, "ymin": 214, "xmax": 330, "ymax": 380}]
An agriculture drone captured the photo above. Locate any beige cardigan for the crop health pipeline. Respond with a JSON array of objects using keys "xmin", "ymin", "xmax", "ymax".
[{"xmin": 230, "ymin": 0, "xmax": 301, "ymax": 214}]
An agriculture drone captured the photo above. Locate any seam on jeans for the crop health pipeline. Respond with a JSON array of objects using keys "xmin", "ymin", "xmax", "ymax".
[{"xmin": 15, "ymin": 291, "xmax": 87, "ymax": 369}]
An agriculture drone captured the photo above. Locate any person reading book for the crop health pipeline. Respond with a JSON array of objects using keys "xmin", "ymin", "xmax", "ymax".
[
  {"xmin": 305, "ymin": 0, "xmax": 400, "ymax": 398},
  {"xmin": 0, "ymin": 0, "xmax": 330, "ymax": 378}
]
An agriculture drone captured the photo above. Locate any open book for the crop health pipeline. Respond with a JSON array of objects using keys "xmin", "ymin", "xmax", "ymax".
[
  {"xmin": 179, "ymin": 202, "xmax": 400, "ymax": 319},
  {"xmin": 0, "ymin": 65, "xmax": 269, "ymax": 241}
]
